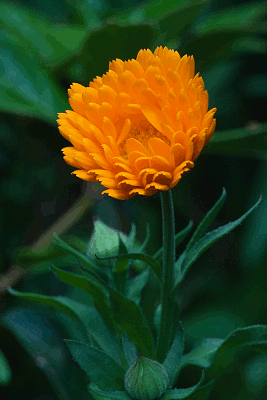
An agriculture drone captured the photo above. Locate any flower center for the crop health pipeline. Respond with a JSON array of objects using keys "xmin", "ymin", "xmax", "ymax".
[{"xmin": 118, "ymin": 117, "xmax": 170, "ymax": 160}]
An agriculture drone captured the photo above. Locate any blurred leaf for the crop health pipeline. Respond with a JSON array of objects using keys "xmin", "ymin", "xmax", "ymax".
[
  {"xmin": 0, "ymin": 44, "xmax": 68, "ymax": 123},
  {"xmin": 65, "ymin": 340, "xmax": 126, "ymax": 390},
  {"xmin": 0, "ymin": 348, "xmax": 12, "ymax": 386},
  {"xmin": 2, "ymin": 308, "xmax": 89, "ymax": 400},
  {"xmin": 184, "ymin": 2, "xmax": 267, "ymax": 68},
  {"xmin": 162, "ymin": 370, "xmax": 205, "ymax": 399},
  {"xmin": 207, "ymin": 122, "xmax": 267, "ymax": 157},
  {"xmin": 195, "ymin": 2, "xmax": 267, "ymax": 35},
  {"xmin": 163, "ymin": 321, "xmax": 184, "ymax": 386},
  {"xmin": 0, "ymin": 3, "xmax": 87, "ymax": 66},
  {"xmin": 72, "ymin": 24, "xmax": 156, "ymax": 81}
]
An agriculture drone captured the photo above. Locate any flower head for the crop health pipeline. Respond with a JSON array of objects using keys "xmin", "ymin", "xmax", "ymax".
[{"xmin": 57, "ymin": 46, "xmax": 216, "ymax": 200}]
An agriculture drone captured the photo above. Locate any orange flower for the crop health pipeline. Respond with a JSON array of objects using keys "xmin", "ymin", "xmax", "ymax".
[{"xmin": 57, "ymin": 46, "xmax": 216, "ymax": 200}]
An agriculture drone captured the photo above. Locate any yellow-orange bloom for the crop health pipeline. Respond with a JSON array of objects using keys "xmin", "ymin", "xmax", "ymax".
[{"xmin": 57, "ymin": 47, "xmax": 216, "ymax": 200}]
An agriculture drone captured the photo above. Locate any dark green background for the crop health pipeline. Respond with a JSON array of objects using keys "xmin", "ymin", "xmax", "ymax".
[{"xmin": 0, "ymin": 0, "xmax": 267, "ymax": 398}]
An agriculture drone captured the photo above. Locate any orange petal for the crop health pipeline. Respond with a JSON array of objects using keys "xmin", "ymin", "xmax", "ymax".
[
  {"xmin": 149, "ymin": 138, "xmax": 171, "ymax": 160},
  {"xmin": 150, "ymin": 155, "xmax": 172, "ymax": 172},
  {"xmin": 99, "ymin": 102, "xmax": 115, "ymax": 121},
  {"xmin": 145, "ymin": 182, "xmax": 169, "ymax": 191},
  {"xmin": 70, "ymin": 83, "xmax": 86, "ymax": 94},
  {"xmin": 91, "ymin": 153, "xmax": 111, "ymax": 170},
  {"xmin": 97, "ymin": 177, "xmax": 118, "ymax": 189},
  {"xmin": 82, "ymin": 87, "xmax": 99, "ymax": 105},
  {"xmin": 140, "ymin": 87, "xmax": 158, "ymax": 107},
  {"xmin": 72, "ymin": 170, "xmax": 96, "ymax": 181},
  {"xmin": 171, "ymin": 143, "xmax": 186, "ymax": 167},
  {"xmin": 109, "ymin": 59, "xmax": 125, "ymax": 75},
  {"xmin": 141, "ymin": 104, "xmax": 164, "ymax": 133},
  {"xmin": 102, "ymin": 188, "xmax": 135, "ymax": 200},
  {"xmin": 83, "ymin": 137, "xmax": 102, "ymax": 155},
  {"xmin": 117, "ymin": 118, "xmax": 131, "ymax": 146},
  {"xmin": 102, "ymin": 117, "xmax": 117, "ymax": 140},
  {"xmin": 125, "ymin": 59, "xmax": 144, "ymax": 79},
  {"xmin": 153, "ymin": 171, "xmax": 172, "ymax": 185},
  {"xmin": 85, "ymin": 103, "xmax": 101, "ymax": 127},
  {"xmin": 126, "ymin": 138, "xmax": 150, "ymax": 157},
  {"xmin": 98, "ymin": 85, "xmax": 117, "ymax": 105},
  {"xmin": 135, "ymin": 157, "xmax": 150, "ymax": 171}
]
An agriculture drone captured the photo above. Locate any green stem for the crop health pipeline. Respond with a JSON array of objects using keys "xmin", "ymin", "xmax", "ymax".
[{"xmin": 156, "ymin": 189, "xmax": 176, "ymax": 362}]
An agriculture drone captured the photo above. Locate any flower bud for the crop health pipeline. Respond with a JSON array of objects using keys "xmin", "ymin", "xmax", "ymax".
[{"xmin": 124, "ymin": 353, "xmax": 169, "ymax": 400}]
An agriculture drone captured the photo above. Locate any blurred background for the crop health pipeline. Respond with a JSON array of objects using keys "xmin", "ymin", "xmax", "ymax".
[{"xmin": 0, "ymin": 0, "xmax": 267, "ymax": 399}]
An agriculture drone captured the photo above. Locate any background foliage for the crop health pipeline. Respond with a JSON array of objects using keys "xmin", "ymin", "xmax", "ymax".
[{"xmin": 0, "ymin": 0, "xmax": 267, "ymax": 398}]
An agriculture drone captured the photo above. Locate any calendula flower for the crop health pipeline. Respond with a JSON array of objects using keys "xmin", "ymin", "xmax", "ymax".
[{"xmin": 57, "ymin": 46, "xmax": 216, "ymax": 200}]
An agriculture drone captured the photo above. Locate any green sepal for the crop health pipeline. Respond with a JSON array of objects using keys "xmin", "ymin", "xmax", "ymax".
[
  {"xmin": 173, "ymin": 196, "xmax": 261, "ymax": 293},
  {"xmin": 88, "ymin": 383, "xmax": 132, "ymax": 400},
  {"xmin": 186, "ymin": 188, "xmax": 226, "ymax": 252},
  {"xmin": 53, "ymin": 233, "xmax": 99, "ymax": 271},
  {"xmin": 0, "ymin": 348, "xmax": 12, "ymax": 386},
  {"xmin": 182, "ymin": 325, "xmax": 267, "ymax": 377},
  {"xmin": 163, "ymin": 321, "xmax": 185, "ymax": 387},
  {"xmin": 161, "ymin": 370, "xmax": 205, "ymax": 399},
  {"xmin": 65, "ymin": 340, "xmax": 125, "ymax": 391},
  {"xmin": 122, "ymin": 333, "xmax": 137, "ymax": 368},
  {"xmin": 154, "ymin": 220, "xmax": 193, "ymax": 262},
  {"xmin": 96, "ymin": 252, "xmax": 162, "ymax": 283}
]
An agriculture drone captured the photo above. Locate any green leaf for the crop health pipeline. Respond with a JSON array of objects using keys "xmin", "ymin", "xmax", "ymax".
[
  {"xmin": 154, "ymin": 220, "xmax": 193, "ymax": 262},
  {"xmin": 113, "ymin": 236, "xmax": 129, "ymax": 295},
  {"xmin": 62, "ymin": 264, "xmax": 155, "ymax": 358},
  {"xmin": 110, "ymin": 290, "xmax": 155, "ymax": 358},
  {"xmin": 182, "ymin": 338, "xmax": 224, "ymax": 368},
  {"xmin": 53, "ymin": 233, "xmax": 99, "ymax": 271},
  {"xmin": 182, "ymin": 380, "xmax": 214, "ymax": 400},
  {"xmin": 122, "ymin": 333, "xmax": 137, "ymax": 368},
  {"xmin": 186, "ymin": 189, "xmax": 227, "ymax": 251},
  {"xmin": 127, "ymin": 269, "xmax": 150, "ymax": 305},
  {"xmin": 65, "ymin": 340, "xmax": 126, "ymax": 391},
  {"xmin": 0, "ymin": 348, "xmax": 12, "ymax": 386},
  {"xmin": 136, "ymin": 224, "xmax": 151, "ymax": 253},
  {"xmin": 89, "ymin": 384, "xmax": 132, "ymax": 400},
  {"xmin": 50, "ymin": 264, "xmax": 115, "ymax": 333},
  {"xmin": 210, "ymin": 325, "xmax": 267, "ymax": 376},
  {"xmin": 7, "ymin": 287, "xmax": 121, "ymax": 362},
  {"xmin": 183, "ymin": 325, "xmax": 267, "ymax": 378},
  {"xmin": 162, "ymin": 370, "xmax": 205, "ymax": 399},
  {"xmin": 173, "ymin": 196, "xmax": 261, "ymax": 291},
  {"xmin": 97, "ymin": 253, "xmax": 162, "ymax": 283},
  {"xmin": 163, "ymin": 322, "xmax": 185, "ymax": 386}
]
